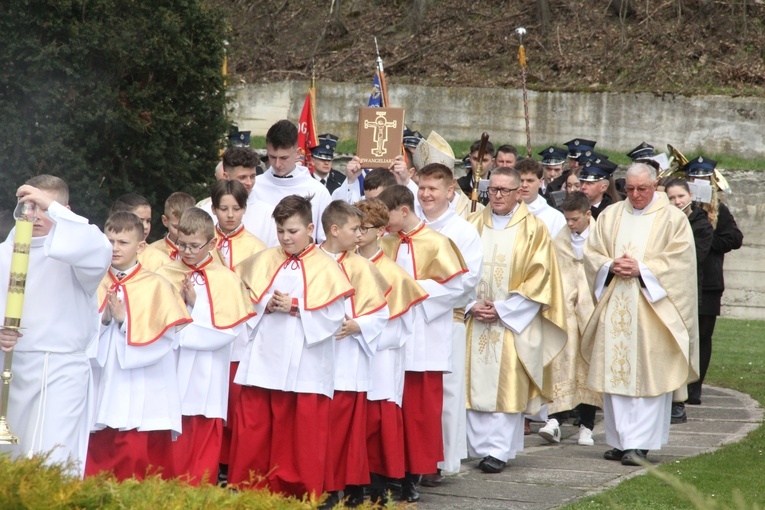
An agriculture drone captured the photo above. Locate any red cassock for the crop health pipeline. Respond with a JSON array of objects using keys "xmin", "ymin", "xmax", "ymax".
[{"xmin": 402, "ymin": 370, "xmax": 444, "ymax": 475}]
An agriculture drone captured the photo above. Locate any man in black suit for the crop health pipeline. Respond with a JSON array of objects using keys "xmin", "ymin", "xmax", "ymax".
[{"xmin": 312, "ymin": 133, "xmax": 346, "ymax": 194}]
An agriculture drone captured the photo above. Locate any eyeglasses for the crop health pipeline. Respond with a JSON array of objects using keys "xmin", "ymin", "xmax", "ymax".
[
  {"xmin": 487, "ymin": 186, "xmax": 519, "ymax": 197},
  {"xmin": 359, "ymin": 225, "xmax": 383, "ymax": 234},
  {"xmin": 177, "ymin": 239, "xmax": 212, "ymax": 253},
  {"xmin": 625, "ymin": 185, "xmax": 654, "ymax": 194}
]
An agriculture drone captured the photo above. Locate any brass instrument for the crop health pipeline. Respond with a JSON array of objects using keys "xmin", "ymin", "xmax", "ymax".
[
  {"xmin": 661, "ymin": 144, "xmax": 688, "ymax": 181},
  {"xmin": 665, "ymin": 144, "xmax": 731, "ymax": 194}
]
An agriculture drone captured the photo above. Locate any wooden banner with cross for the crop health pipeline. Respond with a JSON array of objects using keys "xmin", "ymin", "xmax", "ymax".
[{"xmin": 356, "ymin": 107, "xmax": 405, "ymax": 166}]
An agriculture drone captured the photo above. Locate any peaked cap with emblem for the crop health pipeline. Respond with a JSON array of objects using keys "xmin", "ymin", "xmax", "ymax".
[{"xmin": 311, "ymin": 133, "xmax": 339, "ymax": 161}]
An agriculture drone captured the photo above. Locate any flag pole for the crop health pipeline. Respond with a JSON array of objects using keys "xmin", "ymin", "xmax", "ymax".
[
  {"xmin": 515, "ymin": 27, "xmax": 532, "ymax": 158},
  {"xmin": 374, "ymin": 37, "xmax": 389, "ymax": 108}
]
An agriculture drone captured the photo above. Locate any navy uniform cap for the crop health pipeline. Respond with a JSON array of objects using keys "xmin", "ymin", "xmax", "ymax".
[
  {"xmin": 577, "ymin": 150, "xmax": 609, "ymax": 164},
  {"xmin": 564, "ymin": 138, "xmax": 596, "ymax": 158},
  {"xmin": 229, "ymin": 130, "xmax": 251, "ymax": 147},
  {"xmin": 684, "ymin": 155, "xmax": 717, "ymax": 177},
  {"xmin": 538, "ymin": 146, "xmax": 567, "ymax": 166},
  {"xmin": 311, "ymin": 133, "xmax": 339, "ymax": 161},
  {"xmin": 627, "ymin": 142, "xmax": 655, "ymax": 160},
  {"xmin": 579, "ymin": 159, "xmax": 618, "ymax": 181},
  {"xmin": 403, "ymin": 127, "xmax": 424, "ymax": 149},
  {"xmin": 462, "ymin": 154, "xmax": 472, "ymax": 170}
]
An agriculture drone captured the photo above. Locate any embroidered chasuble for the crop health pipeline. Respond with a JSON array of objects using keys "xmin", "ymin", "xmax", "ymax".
[
  {"xmin": 465, "ymin": 203, "xmax": 567, "ymax": 414},
  {"xmin": 234, "ymin": 244, "xmax": 354, "ymax": 311},
  {"xmin": 549, "ymin": 220, "xmax": 602, "ymax": 413},
  {"xmin": 97, "ymin": 265, "xmax": 191, "ymax": 345},
  {"xmin": 213, "ymin": 224, "xmax": 267, "ymax": 269},
  {"xmin": 581, "ymin": 194, "xmax": 699, "ymax": 399},
  {"xmin": 156, "ymin": 256, "xmax": 256, "ymax": 329}
]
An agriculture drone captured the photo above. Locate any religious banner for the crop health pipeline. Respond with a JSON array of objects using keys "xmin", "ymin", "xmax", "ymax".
[
  {"xmin": 297, "ymin": 86, "xmax": 319, "ymax": 173},
  {"xmin": 356, "ymin": 107, "xmax": 405, "ymax": 166}
]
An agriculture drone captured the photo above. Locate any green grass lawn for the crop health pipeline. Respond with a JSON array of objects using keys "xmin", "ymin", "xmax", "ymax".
[{"xmin": 561, "ymin": 318, "xmax": 765, "ymax": 510}]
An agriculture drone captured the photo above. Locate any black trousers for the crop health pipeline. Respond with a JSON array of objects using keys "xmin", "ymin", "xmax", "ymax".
[{"xmin": 687, "ymin": 314, "xmax": 717, "ymax": 401}]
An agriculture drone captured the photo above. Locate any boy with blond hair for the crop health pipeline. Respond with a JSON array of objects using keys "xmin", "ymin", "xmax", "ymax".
[
  {"xmin": 319, "ymin": 200, "xmax": 390, "ymax": 506},
  {"xmin": 86, "ymin": 211, "xmax": 191, "ymax": 480},
  {"xmin": 150, "ymin": 191, "xmax": 196, "ymax": 263}
]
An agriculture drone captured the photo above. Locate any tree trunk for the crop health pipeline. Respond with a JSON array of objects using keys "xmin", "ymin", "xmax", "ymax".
[{"xmin": 537, "ymin": 0, "xmax": 552, "ymax": 26}]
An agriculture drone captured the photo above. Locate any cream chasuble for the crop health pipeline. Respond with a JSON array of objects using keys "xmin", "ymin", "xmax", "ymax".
[
  {"xmin": 549, "ymin": 220, "xmax": 602, "ymax": 413},
  {"xmin": 465, "ymin": 204, "xmax": 567, "ymax": 415},
  {"xmin": 581, "ymin": 194, "xmax": 699, "ymax": 399}
]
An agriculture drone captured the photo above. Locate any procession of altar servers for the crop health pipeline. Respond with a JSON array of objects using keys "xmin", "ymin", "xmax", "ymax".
[{"xmin": 0, "ymin": 125, "xmax": 739, "ymax": 506}]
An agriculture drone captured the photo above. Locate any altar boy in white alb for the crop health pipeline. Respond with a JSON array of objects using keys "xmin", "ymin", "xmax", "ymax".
[
  {"xmin": 155, "ymin": 208, "xmax": 255, "ymax": 485},
  {"xmin": 0, "ymin": 176, "xmax": 112, "ymax": 477},
  {"xmin": 378, "ymin": 185, "xmax": 468, "ymax": 502},
  {"xmin": 250, "ymin": 120, "xmax": 332, "ymax": 244},
  {"xmin": 86, "ymin": 212, "xmax": 191, "ymax": 481},
  {"xmin": 414, "ymin": 160, "xmax": 482, "ymax": 483},
  {"xmin": 320, "ymin": 201, "xmax": 390, "ymax": 503},
  {"xmin": 230, "ymin": 195, "xmax": 354, "ymax": 498}
]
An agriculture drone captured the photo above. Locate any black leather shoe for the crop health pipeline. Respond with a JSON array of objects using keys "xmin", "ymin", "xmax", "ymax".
[
  {"xmin": 621, "ymin": 449, "xmax": 648, "ymax": 466},
  {"xmin": 320, "ymin": 491, "xmax": 341, "ymax": 510},
  {"xmin": 343, "ymin": 485, "xmax": 365, "ymax": 507},
  {"xmin": 671, "ymin": 402, "xmax": 687, "ymax": 424},
  {"xmin": 420, "ymin": 469, "xmax": 443, "ymax": 487},
  {"xmin": 478, "ymin": 455, "xmax": 506, "ymax": 473},
  {"xmin": 369, "ymin": 473, "xmax": 389, "ymax": 505},
  {"xmin": 400, "ymin": 477, "xmax": 420, "ymax": 502},
  {"xmin": 603, "ymin": 448, "xmax": 625, "ymax": 461}
]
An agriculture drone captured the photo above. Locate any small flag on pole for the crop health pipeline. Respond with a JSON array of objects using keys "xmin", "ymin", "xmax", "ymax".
[
  {"xmin": 368, "ymin": 73, "xmax": 383, "ymax": 107},
  {"xmin": 298, "ymin": 86, "xmax": 319, "ymax": 173}
]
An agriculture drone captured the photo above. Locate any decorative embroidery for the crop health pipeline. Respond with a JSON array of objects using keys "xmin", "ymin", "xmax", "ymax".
[
  {"xmin": 609, "ymin": 293, "xmax": 633, "ymax": 340},
  {"xmin": 478, "ymin": 328, "xmax": 502, "ymax": 365},
  {"xmin": 609, "ymin": 341, "xmax": 632, "ymax": 388}
]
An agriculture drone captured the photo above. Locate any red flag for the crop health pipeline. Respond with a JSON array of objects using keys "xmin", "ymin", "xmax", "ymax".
[{"xmin": 297, "ymin": 87, "xmax": 319, "ymax": 174}]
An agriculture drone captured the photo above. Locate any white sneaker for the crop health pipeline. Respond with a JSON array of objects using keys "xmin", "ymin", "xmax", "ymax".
[
  {"xmin": 538, "ymin": 418, "xmax": 561, "ymax": 443},
  {"xmin": 577, "ymin": 425, "xmax": 594, "ymax": 446}
]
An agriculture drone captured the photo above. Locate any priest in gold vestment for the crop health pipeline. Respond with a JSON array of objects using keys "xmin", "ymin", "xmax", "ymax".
[
  {"xmin": 465, "ymin": 168, "xmax": 567, "ymax": 473},
  {"xmin": 582, "ymin": 163, "xmax": 699, "ymax": 466}
]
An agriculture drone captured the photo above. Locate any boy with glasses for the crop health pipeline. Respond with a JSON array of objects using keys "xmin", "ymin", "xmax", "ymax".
[{"xmin": 156, "ymin": 207, "xmax": 255, "ymax": 484}]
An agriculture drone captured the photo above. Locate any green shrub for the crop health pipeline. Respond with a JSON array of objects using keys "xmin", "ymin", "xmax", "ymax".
[{"xmin": 0, "ymin": 0, "xmax": 229, "ymax": 231}]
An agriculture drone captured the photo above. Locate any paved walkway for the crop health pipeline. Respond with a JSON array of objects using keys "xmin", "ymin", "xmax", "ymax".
[{"xmin": 416, "ymin": 386, "xmax": 763, "ymax": 509}]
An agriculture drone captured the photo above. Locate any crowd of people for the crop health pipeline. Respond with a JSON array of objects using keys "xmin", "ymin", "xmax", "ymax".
[{"xmin": 0, "ymin": 118, "xmax": 743, "ymax": 508}]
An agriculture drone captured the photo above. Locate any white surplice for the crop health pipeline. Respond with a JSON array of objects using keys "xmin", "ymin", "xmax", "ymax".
[
  {"xmin": 0, "ymin": 202, "xmax": 111, "ymax": 477},
  {"xmin": 394, "ymin": 239, "xmax": 466, "ymax": 373},
  {"xmin": 251, "ymin": 165, "xmax": 332, "ymax": 243},
  {"xmin": 176, "ymin": 280, "xmax": 239, "ymax": 420},
  {"xmin": 234, "ymin": 263, "xmax": 346, "ymax": 397},
  {"xmin": 525, "ymin": 194, "xmax": 566, "ymax": 238},
  {"xmin": 91, "ymin": 294, "xmax": 182, "ymax": 436}
]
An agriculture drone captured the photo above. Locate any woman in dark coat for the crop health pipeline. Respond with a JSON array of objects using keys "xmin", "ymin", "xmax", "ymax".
[
  {"xmin": 665, "ymin": 178, "xmax": 714, "ymax": 422},
  {"xmin": 684, "ymin": 159, "xmax": 744, "ymax": 405}
]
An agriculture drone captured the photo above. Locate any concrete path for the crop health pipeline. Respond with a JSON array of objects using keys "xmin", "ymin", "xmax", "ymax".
[{"xmin": 416, "ymin": 386, "xmax": 763, "ymax": 509}]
